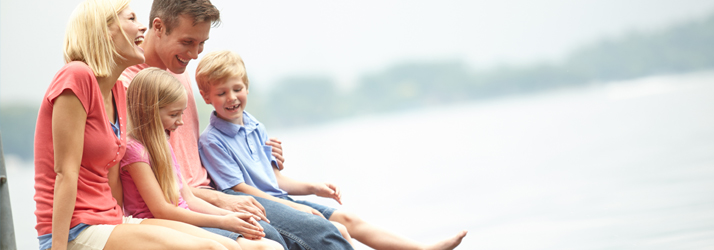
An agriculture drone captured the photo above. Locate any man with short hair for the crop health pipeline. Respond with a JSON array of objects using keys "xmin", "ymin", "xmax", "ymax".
[{"xmin": 120, "ymin": 1, "xmax": 354, "ymax": 249}]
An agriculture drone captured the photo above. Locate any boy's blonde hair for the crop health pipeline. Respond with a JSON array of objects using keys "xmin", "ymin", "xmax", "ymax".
[
  {"xmin": 195, "ymin": 50, "xmax": 250, "ymax": 94},
  {"xmin": 126, "ymin": 67, "xmax": 186, "ymax": 206},
  {"xmin": 64, "ymin": 0, "xmax": 133, "ymax": 77}
]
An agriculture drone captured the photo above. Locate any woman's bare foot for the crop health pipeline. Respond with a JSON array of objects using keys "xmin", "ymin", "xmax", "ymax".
[{"xmin": 425, "ymin": 230, "xmax": 468, "ymax": 250}]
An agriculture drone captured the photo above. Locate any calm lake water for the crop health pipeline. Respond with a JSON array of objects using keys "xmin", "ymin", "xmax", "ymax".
[{"xmin": 6, "ymin": 72, "xmax": 714, "ymax": 249}]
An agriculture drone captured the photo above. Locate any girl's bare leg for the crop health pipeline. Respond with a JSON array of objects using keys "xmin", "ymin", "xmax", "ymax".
[
  {"xmin": 329, "ymin": 211, "xmax": 467, "ymax": 250},
  {"xmin": 104, "ymin": 218, "xmax": 240, "ymax": 250}
]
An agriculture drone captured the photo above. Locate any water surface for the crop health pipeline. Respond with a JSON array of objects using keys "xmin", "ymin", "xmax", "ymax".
[{"xmin": 8, "ymin": 72, "xmax": 714, "ymax": 249}]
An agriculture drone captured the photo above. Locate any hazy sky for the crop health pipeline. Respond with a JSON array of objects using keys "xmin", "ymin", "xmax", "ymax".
[{"xmin": 2, "ymin": 0, "xmax": 714, "ymax": 104}]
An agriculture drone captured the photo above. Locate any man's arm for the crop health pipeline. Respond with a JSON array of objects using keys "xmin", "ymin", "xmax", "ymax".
[{"xmin": 190, "ymin": 186, "xmax": 269, "ymax": 222}]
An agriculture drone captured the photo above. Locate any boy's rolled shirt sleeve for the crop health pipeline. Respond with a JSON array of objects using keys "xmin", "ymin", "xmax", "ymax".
[
  {"xmin": 257, "ymin": 123, "xmax": 279, "ymax": 169},
  {"xmin": 198, "ymin": 137, "xmax": 246, "ymax": 191},
  {"xmin": 262, "ymin": 145, "xmax": 279, "ymax": 170}
]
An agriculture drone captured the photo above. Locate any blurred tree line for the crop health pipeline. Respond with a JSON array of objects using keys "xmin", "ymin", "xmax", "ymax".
[
  {"xmin": 250, "ymin": 13, "xmax": 714, "ymax": 127},
  {"xmin": 3, "ymin": 12, "xmax": 714, "ymax": 162}
]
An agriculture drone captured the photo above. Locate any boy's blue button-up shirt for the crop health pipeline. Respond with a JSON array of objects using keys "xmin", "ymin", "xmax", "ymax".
[{"xmin": 198, "ymin": 111, "xmax": 288, "ymax": 197}]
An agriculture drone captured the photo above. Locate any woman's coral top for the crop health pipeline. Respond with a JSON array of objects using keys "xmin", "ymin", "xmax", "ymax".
[{"xmin": 33, "ymin": 62, "xmax": 127, "ymax": 235}]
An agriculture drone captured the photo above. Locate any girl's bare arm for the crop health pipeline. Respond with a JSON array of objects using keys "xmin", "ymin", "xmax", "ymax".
[
  {"xmin": 125, "ymin": 162, "xmax": 265, "ymax": 239},
  {"xmin": 179, "ymin": 174, "xmax": 232, "ymax": 216}
]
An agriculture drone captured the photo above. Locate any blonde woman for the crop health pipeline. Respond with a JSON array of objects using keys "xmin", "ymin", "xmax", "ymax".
[{"xmin": 33, "ymin": 0, "xmax": 239, "ymax": 249}]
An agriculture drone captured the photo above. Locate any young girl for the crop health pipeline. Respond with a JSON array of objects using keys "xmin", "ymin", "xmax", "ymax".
[{"xmin": 121, "ymin": 68, "xmax": 283, "ymax": 250}]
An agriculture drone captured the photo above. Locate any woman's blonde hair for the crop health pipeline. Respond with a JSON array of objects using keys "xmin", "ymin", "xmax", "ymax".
[
  {"xmin": 126, "ymin": 68, "xmax": 186, "ymax": 206},
  {"xmin": 64, "ymin": 0, "xmax": 133, "ymax": 77}
]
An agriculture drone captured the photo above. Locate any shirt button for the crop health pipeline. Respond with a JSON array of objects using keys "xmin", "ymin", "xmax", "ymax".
[
  {"xmin": 116, "ymin": 152, "xmax": 119, "ymax": 154},
  {"xmin": 113, "ymin": 160, "xmax": 116, "ymax": 162}
]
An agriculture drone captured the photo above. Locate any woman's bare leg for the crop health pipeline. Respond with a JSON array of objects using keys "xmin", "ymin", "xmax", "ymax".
[
  {"xmin": 236, "ymin": 237, "xmax": 285, "ymax": 250},
  {"xmin": 329, "ymin": 211, "xmax": 467, "ymax": 250},
  {"xmin": 104, "ymin": 218, "xmax": 240, "ymax": 250},
  {"xmin": 105, "ymin": 224, "xmax": 228, "ymax": 250}
]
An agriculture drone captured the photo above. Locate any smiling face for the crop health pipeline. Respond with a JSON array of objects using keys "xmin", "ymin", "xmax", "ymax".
[
  {"xmin": 202, "ymin": 77, "xmax": 249, "ymax": 125},
  {"xmin": 152, "ymin": 15, "xmax": 211, "ymax": 73},
  {"xmin": 160, "ymin": 95, "xmax": 188, "ymax": 136},
  {"xmin": 109, "ymin": 6, "xmax": 147, "ymax": 67}
]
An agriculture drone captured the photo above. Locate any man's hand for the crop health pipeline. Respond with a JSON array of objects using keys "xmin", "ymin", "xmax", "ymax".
[
  {"xmin": 217, "ymin": 195, "xmax": 269, "ymax": 223},
  {"xmin": 312, "ymin": 182, "xmax": 342, "ymax": 205},
  {"xmin": 266, "ymin": 137, "xmax": 284, "ymax": 170}
]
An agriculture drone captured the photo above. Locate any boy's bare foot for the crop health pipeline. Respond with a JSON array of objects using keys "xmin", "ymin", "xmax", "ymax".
[{"xmin": 425, "ymin": 230, "xmax": 468, "ymax": 250}]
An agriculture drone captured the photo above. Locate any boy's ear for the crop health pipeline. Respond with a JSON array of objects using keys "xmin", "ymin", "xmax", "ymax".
[{"xmin": 199, "ymin": 90, "xmax": 211, "ymax": 104}]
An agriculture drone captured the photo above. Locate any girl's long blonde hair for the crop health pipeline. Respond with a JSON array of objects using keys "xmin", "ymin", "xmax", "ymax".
[{"xmin": 126, "ymin": 68, "xmax": 186, "ymax": 205}]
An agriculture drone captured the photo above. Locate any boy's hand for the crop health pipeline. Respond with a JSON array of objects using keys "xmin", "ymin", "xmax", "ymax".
[
  {"xmin": 312, "ymin": 182, "xmax": 342, "ymax": 205},
  {"xmin": 221, "ymin": 212, "xmax": 265, "ymax": 240},
  {"xmin": 290, "ymin": 203, "xmax": 326, "ymax": 219},
  {"xmin": 266, "ymin": 137, "xmax": 285, "ymax": 170}
]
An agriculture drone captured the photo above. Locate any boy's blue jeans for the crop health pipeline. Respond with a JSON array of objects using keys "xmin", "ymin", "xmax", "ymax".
[{"xmin": 223, "ymin": 189, "xmax": 353, "ymax": 250}]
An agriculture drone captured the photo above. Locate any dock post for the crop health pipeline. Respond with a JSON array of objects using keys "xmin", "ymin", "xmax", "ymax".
[{"xmin": 0, "ymin": 132, "xmax": 17, "ymax": 250}]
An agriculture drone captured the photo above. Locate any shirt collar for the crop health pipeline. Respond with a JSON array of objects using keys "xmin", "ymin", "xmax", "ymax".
[{"xmin": 209, "ymin": 111, "xmax": 259, "ymax": 137}]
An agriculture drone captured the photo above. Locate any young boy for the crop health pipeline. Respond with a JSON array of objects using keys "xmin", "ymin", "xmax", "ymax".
[{"xmin": 196, "ymin": 50, "xmax": 468, "ymax": 250}]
